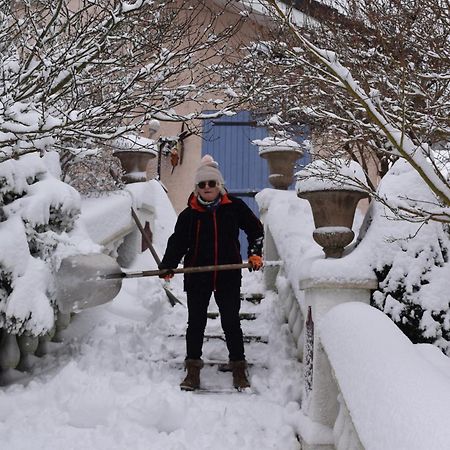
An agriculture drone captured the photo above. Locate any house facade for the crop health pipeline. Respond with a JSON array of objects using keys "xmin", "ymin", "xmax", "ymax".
[{"xmin": 145, "ymin": 0, "xmax": 312, "ymax": 214}]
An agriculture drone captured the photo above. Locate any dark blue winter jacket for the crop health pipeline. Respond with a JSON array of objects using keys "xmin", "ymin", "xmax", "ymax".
[{"xmin": 159, "ymin": 193, "xmax": 264, "ymax": 292}]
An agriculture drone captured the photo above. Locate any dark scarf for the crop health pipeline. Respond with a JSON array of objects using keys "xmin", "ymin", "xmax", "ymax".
[{"xmin": 197, "ymin": 195, "xmax": 221, "ymax": 211}]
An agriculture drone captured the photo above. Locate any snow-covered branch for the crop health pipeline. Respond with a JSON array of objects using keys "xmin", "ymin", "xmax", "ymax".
[
  {"xmin": 232, "ymin": 0, "xmax": 450, "ymax": 220},
  {"xmin": 0, "ymin": 0, "xmax": 246, "ymax": 163}
]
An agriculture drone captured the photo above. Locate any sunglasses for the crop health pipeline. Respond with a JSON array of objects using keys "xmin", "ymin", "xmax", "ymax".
[{"xmin": 197, "ymin": 180, "xmax": 217, "ymax": 189}]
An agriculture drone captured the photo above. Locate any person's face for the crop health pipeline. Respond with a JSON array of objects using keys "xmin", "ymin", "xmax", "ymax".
[{"xmin": 197, "ymin": 180, "xmax": 220, "ymax": 202}]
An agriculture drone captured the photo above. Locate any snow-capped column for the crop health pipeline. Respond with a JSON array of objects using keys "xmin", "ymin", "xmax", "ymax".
[
  {"xmin": 299, "ymin": 276, "xmax": 377, "ymax": 448},
  {"xmin": 262, "ymin": 225, "xmax": 280, "ymax": 291}
]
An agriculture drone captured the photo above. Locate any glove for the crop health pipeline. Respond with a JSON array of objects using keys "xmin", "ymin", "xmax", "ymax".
[
  {"xmin": 158, "ymin": 267, "xmax": 174, "ymax": 280},
  {"xmin": 248, "ymin": 255, "xmax": 263, "ymax": 271}
]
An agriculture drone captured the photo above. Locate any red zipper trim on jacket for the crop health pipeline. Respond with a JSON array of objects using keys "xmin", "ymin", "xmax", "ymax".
[
  {"xmin": 213, "ymin": 210, "xmax": 218, "ymax": 291},
  {"xmin": 192, "ymin": 219, "xmax": 201, "ymax": 266}
]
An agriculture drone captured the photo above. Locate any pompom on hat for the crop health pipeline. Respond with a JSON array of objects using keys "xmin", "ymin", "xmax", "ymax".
[
  {"xmin": 194, "ymin": 155, "xmax": 226, "ymax": 196},
  {"xmin": 195, "ymin": 155, "xmax": 225, "ymax": 186}
]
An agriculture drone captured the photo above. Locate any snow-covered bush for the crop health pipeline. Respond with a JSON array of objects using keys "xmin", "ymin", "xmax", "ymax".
[
  {"xmin": 0, "ymin": 152, "xmax": 97, "ymax": 336},
  {"xmin": 368, "ymin": 160, "xmax": 450, "ymax": 354}
]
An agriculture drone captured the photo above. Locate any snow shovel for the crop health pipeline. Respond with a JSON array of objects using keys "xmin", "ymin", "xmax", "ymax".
[
  {"xmin": 130, "ymin": 207, "xmax": 182, "ymax": 307},
  {"xmin": 55, "ymin": 253, "xmax": 123, "ymax": 314},
  {"xmin": 55, "ymin": 253, "xmax": 250, "ymax": 314}
]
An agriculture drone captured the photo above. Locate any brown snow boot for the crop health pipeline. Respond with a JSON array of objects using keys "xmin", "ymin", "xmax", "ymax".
[
  {"xmin": 231, "ymin": 360, "xmax": 250, "ymax": 390},
  {"xmin": 180, "ymin": 359, "xmax": 204, "ymax": 391}
]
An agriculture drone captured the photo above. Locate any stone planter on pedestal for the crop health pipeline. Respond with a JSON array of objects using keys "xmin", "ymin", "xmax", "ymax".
[
  {"xmin": 297, "ymin": 159, "xmax": 369, "ymax": 258},
  {"xmin": 254, "ymin": 137, "xmax": 303, "ymax": 190},
  {"xmin": 113, "ymin": 134, "xmax": 158, "ymax": 184}
]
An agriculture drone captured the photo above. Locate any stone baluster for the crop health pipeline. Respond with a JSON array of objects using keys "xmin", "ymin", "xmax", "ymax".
[
  {"xmin": 263, "ymin": 226, "xmax": 280, "ymax": 291},
  {"xmin": 53, "ymin": 311, "xmax": 71, "ymax": 343},
  {"xmin": 0, "ymin": 329, "xmax": 21, "ymax": 373},
  {"xmin": 333, "ymin": 394, "xmax": 364, "ymax": 450},
  {"xmin": 17, "ymin": 332, "xmax": 39, "ymax": 372},
  {"xmin": 275, "ymin": 274, "xmax": 305, "ymax": 361},
  {"xmin": 35, "ymin": 327, "xmax": 55, "ymax": 357}
]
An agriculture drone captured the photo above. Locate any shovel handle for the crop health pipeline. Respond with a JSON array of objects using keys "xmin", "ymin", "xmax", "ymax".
[
  {"xmin": 105, "ymin": 262, "xmax": 251, "ymax": 279},
  {"xmin": 131, "ymin": 207, "xmax": 161, "ymax": 265}
]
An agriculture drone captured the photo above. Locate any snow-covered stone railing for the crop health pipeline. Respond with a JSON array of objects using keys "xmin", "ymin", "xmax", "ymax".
[
  {"xmin": 257, "ymin": 181, "xmax": 450, "ymax": 450},
  {"xmin": 80, "ymin": 180, "xmax": 176, "ymax": 270},
  {"xmin": 257, "ymin": 190, "xmax": 313, "ymax": 362},
  {"xmin": 80, "ymin": 192, "xmax": 139, "ymax": 268},
  {"xmin": 321, "ymin": 302, "xmax": 450, "ymax": 450},
  {"xmin": 256, "ymin": 187, "xmax": 376, "ymax": 450}
]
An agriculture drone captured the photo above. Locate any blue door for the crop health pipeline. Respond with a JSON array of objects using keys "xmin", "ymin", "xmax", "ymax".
[{"xmin": 202, "ymin": 111, "xmax": 310, "ymax": 258}]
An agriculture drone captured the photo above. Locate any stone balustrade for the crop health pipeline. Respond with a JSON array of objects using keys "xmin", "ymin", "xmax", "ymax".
[
  {"xmin": 258, "ymin": 188, "xmax": 375, "ymax": 449},
  {"xmin": 261, "ymin": 194, "xmax": 450, "ymax": 449}
]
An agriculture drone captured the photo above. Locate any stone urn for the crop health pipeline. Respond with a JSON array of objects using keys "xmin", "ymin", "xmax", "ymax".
[
  {"xmin": 297, "ymin": 159, "xmax": 369, "ymax": 258},
  {"xmin": 113, "ymin": 134, "xmax": 157, "ymax": 184},
  {"xmin": 255, "ymin": 137, "xmax": 303, "ymax": 190}
]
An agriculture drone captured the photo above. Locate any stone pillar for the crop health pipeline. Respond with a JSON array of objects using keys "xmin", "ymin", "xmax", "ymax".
[
  {"xmin": 263, "ymin": 226, "xmax": 280, "ymax": 291},
  {"xmin": 299, "ymin": 277, "xmax": 377, "ymax": 450}
]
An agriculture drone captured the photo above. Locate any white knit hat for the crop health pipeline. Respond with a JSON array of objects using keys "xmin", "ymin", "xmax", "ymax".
[{"xmin": 194, "ymin": 155, "xmax": 225, "ymax": 185}]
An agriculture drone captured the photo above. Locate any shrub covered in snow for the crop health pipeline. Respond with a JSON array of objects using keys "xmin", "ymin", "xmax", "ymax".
[
  {"xmin": 368, "ymin": 160, "xmax": 450, "ymax": 354},
  {"xmin": 0, "ymin": 152, "xmax": 98, "ymax": 336}
]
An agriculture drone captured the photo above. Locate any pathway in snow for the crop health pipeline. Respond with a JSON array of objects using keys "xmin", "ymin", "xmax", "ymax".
[{"xmin": 1, "ymin": 261, "xmax": 304, "ymax": 450}]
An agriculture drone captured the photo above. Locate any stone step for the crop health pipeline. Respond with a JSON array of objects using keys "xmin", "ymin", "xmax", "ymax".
[
  {"xmin": 207, "ymin": 311, "xmax": 258, "ymax": 321},
  {"xmin": 241, "ymin": 293, "xmax": 264, "ymax": 304},
  {"xmin": 166, "ymin": 359, "xmax": 267, "ymax": 371},
  {"xmin": 168, "ymin": 334, "xmax": 268, "ymax": 344},
  {"xmin": 191, "ymin": 387, "xmax": 252, "ymax": 395}
]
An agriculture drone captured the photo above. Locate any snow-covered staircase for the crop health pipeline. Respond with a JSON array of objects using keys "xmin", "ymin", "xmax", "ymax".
[{"xmin": 163, "ymin": 289, "xmax": 270, "ymax": 394}]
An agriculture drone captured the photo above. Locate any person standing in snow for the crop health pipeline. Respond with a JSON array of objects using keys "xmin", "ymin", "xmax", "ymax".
[{"xmin": 158, "ymin": 155, "xmax": 264, "ymax": 391}]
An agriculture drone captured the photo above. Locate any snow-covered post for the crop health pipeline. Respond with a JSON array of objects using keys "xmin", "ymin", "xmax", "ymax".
[
  {"xmin": 254, "ymin": 137, "xmax": 303, "ymax": 190},
  {"xmin": 296, "ymin": 159, "xmax": 369, "ymax": 258},
  {"xmin": 120, "ymin": 182, "xmax": 160, "ymax": 267},
  {"xmin": 111, "ymin": 133, "xmax": 159, "ymax": 264},
  {"xmin": 258, "ymin": 202, "xmax": 280, "ymax": 291},
  {"xmin": 294, "ymin": 158, "xmax": 377, "ymax": 448},
  {"xmin": 299, "ymin": 275, "xmax": 377, "ymax": 448}
]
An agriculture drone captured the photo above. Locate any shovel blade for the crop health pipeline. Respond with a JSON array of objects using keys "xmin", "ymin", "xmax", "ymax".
[{"xmin": 55, "ymin": 254, "xmax": 123, "ymax": 314}]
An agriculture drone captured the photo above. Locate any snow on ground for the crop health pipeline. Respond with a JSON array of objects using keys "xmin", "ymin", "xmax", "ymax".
[{"xmin": 0, "ymin": 251, "xmax": 303, "ymax": 450}]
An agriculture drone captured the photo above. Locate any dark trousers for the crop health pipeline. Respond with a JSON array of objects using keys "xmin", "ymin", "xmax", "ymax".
[{"xmin": 186, "ymin": 287, "xmax": 245, "ymax": 361}]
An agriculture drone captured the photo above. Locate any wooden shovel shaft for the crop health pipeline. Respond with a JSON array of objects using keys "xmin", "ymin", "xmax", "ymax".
[
  {"xmin": 104, "ymin": 262, "xmax": 251, "ymax": 280},
  {"xmin": 131, "ymin": 207, "xmax": 161, "ymax": 265},
  {"xmin": 130, "ymin": 207, "xmax": 184, "ymax": 307}
]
